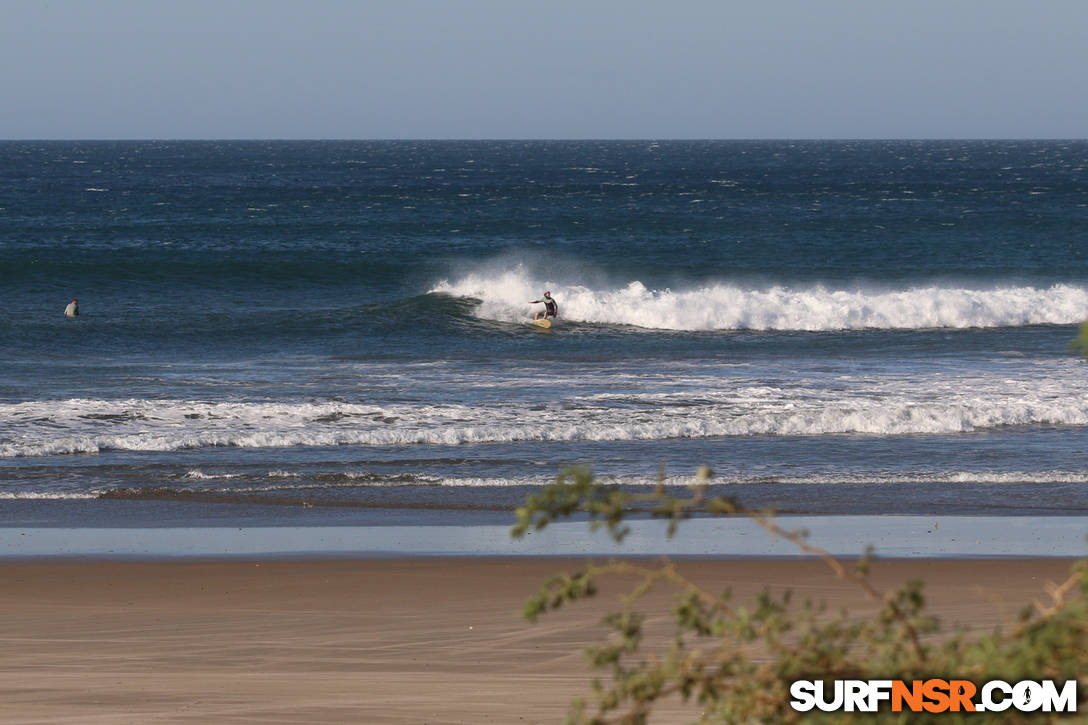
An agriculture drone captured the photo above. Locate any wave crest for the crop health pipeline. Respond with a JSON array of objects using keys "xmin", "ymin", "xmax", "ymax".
[
  {"xmin": 431, "ymin": 267, "xmax": 1088, "ymax": 331},
  {"xmin": 4, "ymin": 385, "xmax": 1088, "ymax": 458}
]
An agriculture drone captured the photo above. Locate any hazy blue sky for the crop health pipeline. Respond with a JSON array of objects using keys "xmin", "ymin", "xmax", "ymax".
[{"xmin": 2, "ymin": 0, "xmax": 1085, "ymax": 139}]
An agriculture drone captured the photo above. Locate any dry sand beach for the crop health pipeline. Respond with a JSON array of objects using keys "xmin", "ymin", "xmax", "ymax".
[{"xmin": 0, "ymin": 556, "xmax": 1078, "ymax": 724}]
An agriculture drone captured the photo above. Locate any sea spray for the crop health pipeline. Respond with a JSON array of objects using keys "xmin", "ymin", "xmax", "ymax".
[{"xmin": 432, "ymin": 268, "xmax": 1088, "ymax": 331}]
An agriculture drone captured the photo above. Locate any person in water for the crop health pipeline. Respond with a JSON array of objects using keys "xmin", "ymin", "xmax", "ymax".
[
  {"xmin": 531, "ymin": 291, "xmax": 558, "ymax": 320},
  {"xmin": 64, "ymin": 298, "xmax": 79, "ymax": 318}
]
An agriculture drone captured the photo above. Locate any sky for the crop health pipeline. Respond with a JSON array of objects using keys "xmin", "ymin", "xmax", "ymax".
[{"xmin": 1, "ymin": 0, "xmax": 1086, "ymax": 140}]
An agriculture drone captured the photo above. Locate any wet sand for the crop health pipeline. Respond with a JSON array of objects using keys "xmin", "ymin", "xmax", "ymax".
[{"xmin": 0, "ymin": 557, "xmax": 1078, "ymax": 724}]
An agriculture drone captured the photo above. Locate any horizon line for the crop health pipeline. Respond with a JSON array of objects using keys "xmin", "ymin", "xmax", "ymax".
[{"xmin": 3, "ymin": 137, "xmax": 1087, "ymax": 143}]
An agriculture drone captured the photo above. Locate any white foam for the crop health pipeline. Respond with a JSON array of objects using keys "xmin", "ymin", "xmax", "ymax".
[
  {"xmin": 430, "ymin": 266, "xmax": 1088, "ymax": 331},
  {"xmin": 0, "ymin": 491, "xmax": 97, "ymax": 500},
  {"xmin": 427, "ymin": 470, "xmax": 1088, "ymax": 486},
  {"xmin": 183, "ymin": 470, "xmax": 243, "ymax": 480},
  {"xmin": 3, "ymin": 368, "xmax": 1088, "ymax": 458},
  {"xmin": 3, "ymin": 470, "xmax": 1085, "ymax": 500}
]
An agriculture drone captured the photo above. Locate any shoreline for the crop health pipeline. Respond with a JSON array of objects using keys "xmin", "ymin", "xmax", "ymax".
[
  {"xmin": 0, "ymin": 556, "xmax": 1079, "ymax": 724},
  {"xmin": 2, "ymin": 514, "xmax": 1085, "ymax": 560}
]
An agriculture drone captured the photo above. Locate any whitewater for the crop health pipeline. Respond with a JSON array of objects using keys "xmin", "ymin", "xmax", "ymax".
[
  {"xmin": 432, "ymin": 267, "xmax": 1088, "ymax": 331},
  {"xmin": 6, "ymin": 354, "xmax": 1088, "ymax": 460}
]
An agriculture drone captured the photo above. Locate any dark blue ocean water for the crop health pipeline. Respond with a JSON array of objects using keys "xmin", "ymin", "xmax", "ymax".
[{"xmin": 2, "ymin": 140, "xmax": 1088, "ymax": 527}]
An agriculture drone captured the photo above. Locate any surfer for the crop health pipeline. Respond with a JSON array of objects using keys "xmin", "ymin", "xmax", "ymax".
[
  {"xmin": 531, "ymin": 291, "xmax": 558, "ymax": 320},
  {"xmin": 64, "ymin": 298, "xmax": 79, "ymax": 318}
]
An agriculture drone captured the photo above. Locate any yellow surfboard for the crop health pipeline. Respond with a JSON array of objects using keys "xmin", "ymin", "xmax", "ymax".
[{"xmin": 529, "ymin": 318, "xmax": 552, "ymax": 329}]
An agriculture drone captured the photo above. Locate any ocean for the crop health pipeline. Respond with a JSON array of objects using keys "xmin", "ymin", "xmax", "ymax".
[{"xmin": 2, "ymin": 140, "xmax": 1088, "ymax": 545}]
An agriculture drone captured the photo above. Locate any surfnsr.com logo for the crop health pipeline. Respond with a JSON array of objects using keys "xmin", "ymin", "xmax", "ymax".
[{"xmin": 790, "ymin": 679, "xmax": 1077, "ymax": 714}]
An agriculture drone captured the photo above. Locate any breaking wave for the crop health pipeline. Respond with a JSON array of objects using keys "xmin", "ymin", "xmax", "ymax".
[
  {"xmin": 431, "ymin": 266, "xmax": 1088, "ymax": 331},
  {"xmin": 4, "ymin": 381, "xmax": 1088, "ymax": 459}
]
